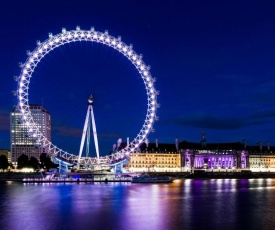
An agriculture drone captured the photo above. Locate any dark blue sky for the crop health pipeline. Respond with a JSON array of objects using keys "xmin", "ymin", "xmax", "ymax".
[{"xmin": 1, "ymin": 0, "xmax": 275, "ymax": 156}]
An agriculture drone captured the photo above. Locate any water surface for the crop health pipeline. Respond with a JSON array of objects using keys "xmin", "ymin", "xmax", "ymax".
[{"xmin": 0, "ymin": 179, "xmax": 274, "ymax": 230}]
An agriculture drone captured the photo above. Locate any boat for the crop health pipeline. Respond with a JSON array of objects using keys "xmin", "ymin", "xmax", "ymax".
[{"xmin": 131, "ymin": 173, "xmax": 174, "ymax": 183}]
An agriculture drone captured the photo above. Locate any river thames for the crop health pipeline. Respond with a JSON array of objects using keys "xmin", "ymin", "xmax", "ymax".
[{"xmin": 0, "ymin": 178, "xmax": 274, "ymax": 230}]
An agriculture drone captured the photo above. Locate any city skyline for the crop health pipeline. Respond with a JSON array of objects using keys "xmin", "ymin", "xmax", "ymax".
[{"xmin": 1, "ymin": 1, "xmax": 275, "ymax": 157}]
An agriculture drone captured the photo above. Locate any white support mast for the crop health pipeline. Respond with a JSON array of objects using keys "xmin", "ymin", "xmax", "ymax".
[{"xmin": 78, "ymin": 95, "xmax": 100, "ymax": 167}]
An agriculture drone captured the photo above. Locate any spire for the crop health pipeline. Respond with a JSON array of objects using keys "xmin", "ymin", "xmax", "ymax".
[{"xmin": 200, "ymin": 130, "xmax": 207, "ymax": 148}]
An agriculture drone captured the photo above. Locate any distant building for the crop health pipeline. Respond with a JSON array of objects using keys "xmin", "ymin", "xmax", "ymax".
[
  {"xmin": 0, "ymin": 149, "xmax": 11, "ymax": 163},
  {"xmin": 10, "ymin": 105, "xmax": 51, "ymax": 163},
  {"xmin": 127, "ymin": 142, "xmax": 181, "ymax": 172},
  {"xmin": 180, "ymin": 141, "xmax": 249, "ymax": 171}
]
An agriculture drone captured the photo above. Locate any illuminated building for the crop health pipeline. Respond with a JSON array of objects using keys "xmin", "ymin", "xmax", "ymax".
[
  {"xmin": 127, "ymin": 141, "xmax": 181, "ymax": 172},
  {"xmin": 181, "ymin": 141, "xmax": 249, "ymax": 171},
  {"xmin": 10, "ymin": 105, "xmax": 51, "ymax": 162},
  {"xmin": 247, "ymin": 142, "xmax": 275, "ymax": 172},
  {"xmin": 0, "ymin": 149, "xmax": 11, "ymax": 163}
]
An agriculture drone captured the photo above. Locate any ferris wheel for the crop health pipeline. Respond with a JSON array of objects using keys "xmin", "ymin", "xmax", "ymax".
[{"xmin": 15, "ymin": 26, "xmax": 159, "ymax": 167}]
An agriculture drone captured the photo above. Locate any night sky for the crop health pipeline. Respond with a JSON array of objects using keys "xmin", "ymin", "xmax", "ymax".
[{"xmin": 1, "ymin": 0, "xmax": 275, "ymax": 157}]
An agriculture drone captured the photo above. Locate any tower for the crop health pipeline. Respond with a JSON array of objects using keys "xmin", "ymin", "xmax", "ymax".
[
  {"xmin": 10, "ymin": 105, "xmax": 51, "ymax": 163},
  {"xmin": 200, "ymin": 130, "xmax": 207, "ymax": 148},
  {"xmin": 78, "ymin": 95, "xmax": 100, "ymax": 166}
]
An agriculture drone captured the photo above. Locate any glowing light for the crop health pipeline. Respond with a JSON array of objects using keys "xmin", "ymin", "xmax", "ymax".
[{"xmin": 16, "ymin": 28, "xmax": 158, "ymax": 167}]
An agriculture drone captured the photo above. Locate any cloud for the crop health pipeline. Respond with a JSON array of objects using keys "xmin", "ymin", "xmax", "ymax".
[
  {"xmin": 160, "ymin": 112, "xmax": 271, "ymax": 130},
  {"xmin": 249, "ymin": 109, "xmax": 275, "ymax": 120},
  {"xmin": 52, "ymin": 125, "xmax": 120, "ymax": 139},
  {"xmin": 53, "ymin": 126, "xmax": 82, "ymax": 138},
  {"xmin": 0, "ymin": 111, "xmax": 10, "ymax": 131}
]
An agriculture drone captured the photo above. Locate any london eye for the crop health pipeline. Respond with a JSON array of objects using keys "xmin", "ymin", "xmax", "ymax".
[{"xmin": 15, "ymin": 26, "xmax": 159, "ymax": 168}]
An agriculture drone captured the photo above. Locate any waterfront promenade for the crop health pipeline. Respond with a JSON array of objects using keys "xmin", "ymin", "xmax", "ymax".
[{"xmin": 1, "ymin": 171, "xmax": 275, "ymax": 183}]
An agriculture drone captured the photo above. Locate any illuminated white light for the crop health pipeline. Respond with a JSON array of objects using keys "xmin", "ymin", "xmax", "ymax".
[{"xmin": 16, "ymin": 28, "xmax": 157, "ymax": 167}]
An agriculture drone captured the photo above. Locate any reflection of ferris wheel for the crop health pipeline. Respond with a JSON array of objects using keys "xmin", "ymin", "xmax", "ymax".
[{"xmin": 15, "ymin": 26, "xmax": 159, "ymax": 166}]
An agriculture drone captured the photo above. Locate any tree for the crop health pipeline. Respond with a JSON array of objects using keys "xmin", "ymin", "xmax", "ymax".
[
  {"xmin": 40, "ymin": 153, "xmax": 54, "ymax": 171},
  {"xmin": 29, "ymin": 156, "xmax": 39, "ymax": 170},
  {"xmin": 17, "ymin": 154, "xmax": 29, "ymax": 169},
  {"xmin": 0, "ymin": 155, "xmax": 9, "ymax": 171}
]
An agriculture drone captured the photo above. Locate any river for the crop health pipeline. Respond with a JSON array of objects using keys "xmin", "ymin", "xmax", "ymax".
[{"xmin": 0, "ymin": 178, "xmax": 274, "ymax": 230}]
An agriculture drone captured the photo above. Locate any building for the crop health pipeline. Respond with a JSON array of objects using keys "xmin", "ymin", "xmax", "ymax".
[
  {"xmin": 10, "ymin": 105, "xmax": 51, "ymax": 163},
  {"xmin": 180, "ymin": 141, "xmax": 249, "ymax": 171},
  {"xmin": 247, "ymin": 142, "xmax": 275, "ymax": 172},
  {"xmin": 126, "ymin": 141, "xmax": 182, "ymax": 172},
  {"xmin": 0, "ymin": 149, "xmax": 11, "ymax": 163}
]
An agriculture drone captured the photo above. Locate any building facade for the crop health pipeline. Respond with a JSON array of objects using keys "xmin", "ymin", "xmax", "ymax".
[
  {"xmin": 0, "ymin": 149, "xmax": 11, "ymax": 163},
  {"xmin": 128, "ymin": 151, "xmax": 181, "ymax": 172},
  {"xmin": 10, "ymin": 105, "xmax": 51, "ymax": 163}
]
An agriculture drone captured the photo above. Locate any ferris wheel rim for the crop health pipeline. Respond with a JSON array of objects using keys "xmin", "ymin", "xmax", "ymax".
[{"xmin": 16, "ymin": 26, "xmax": 158, "ymax": 165}]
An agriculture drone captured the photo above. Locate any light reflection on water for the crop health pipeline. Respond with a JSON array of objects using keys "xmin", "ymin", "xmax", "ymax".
[{"xmin": 0, "ymin": 179, "xmax": 275, "ymax": 230}]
